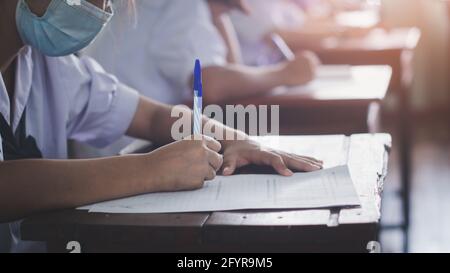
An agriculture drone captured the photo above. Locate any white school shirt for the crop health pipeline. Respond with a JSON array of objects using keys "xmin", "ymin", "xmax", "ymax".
[
  {"xmin": 74, "ymin": 0, "xmax": 227, "ymax": 158},
  {"xmin": 84, "ymin": 0, "xmax": 227, "ymax": 105},
  {"xmin": 0, "ymin": 46, "xmax": 140, "ymax": 252},
  {"xmin": 230, "ymin": 0, "xmax": 306, "ymax": 66}
]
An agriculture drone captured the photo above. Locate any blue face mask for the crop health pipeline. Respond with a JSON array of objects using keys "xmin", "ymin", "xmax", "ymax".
[{"xmin": 16, "ymin": 0, "xmax": 113, "ymax": 57}]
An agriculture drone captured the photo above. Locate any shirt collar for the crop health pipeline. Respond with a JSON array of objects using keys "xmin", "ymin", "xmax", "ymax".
[
  {"xmin": 0, "ymin": 70, "xmax": 11, "ymax": 126},
  {"xmin": 12, "ymin": 46, "xmax": 34, "ymax": 131},
  {"xmin": 0, "ymin": 46, "xmax": 34, "ymax": 131}
]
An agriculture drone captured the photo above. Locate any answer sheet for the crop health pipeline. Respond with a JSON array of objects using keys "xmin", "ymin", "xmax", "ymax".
[
  {"xmin": 316, "ymin": 65, "xmax": 352, "ymax": 79},
  {"xmin": 271, "ymin": 65, "xmax": 391, "ymax": 101},
  {"xmin": 84, "ymin": 166, "xmax": 360, "ymax": 213}
]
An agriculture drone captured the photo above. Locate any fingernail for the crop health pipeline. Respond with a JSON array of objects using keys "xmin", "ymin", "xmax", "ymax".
[
  {"xmin": 284, "ymin": 169, "xmax": 294, "ymax": 176},
  {"xmin": 223, "ymin": 167, "xmax": 231, "ymax": 175}
]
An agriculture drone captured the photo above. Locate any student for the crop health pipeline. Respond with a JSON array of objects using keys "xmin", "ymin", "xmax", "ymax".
[
  {"xmin": 0, "ymin": 0, "xmax": 322, "ymax": 252},
  {"xmin": 78, "ymin": 0, "xmax": 320, "ymax": 158},
  {"xmin": 230, "ymin": 0, "xmax": 373, "ymax": 65},
  {"xmin": 229, "ymin": 0, "xmax": 308, "ymax": 65},
  {"xmin": 84, "ymin": 0, "xmax": 319, "ymax": 105}
]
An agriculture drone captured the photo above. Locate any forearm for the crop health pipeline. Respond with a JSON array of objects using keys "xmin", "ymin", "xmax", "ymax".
[
  {"xmin": 201, "ymin": 65, "xmax": 287, "ymax": 103},
  {"xmin": 126, "ymin": 97, "xmax": 180, "ymax": 145},
  {"xmin": 127, "ymin": 97, "xmax": 247, "ymax": 146},
  {"xmin": 0, "ymin": 155, "xmax": 157, "ymax": 223}
]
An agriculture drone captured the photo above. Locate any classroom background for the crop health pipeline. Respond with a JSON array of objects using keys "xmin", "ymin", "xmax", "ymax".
[
  {"xmin": 377, "ymin": 0, "xmax": 449, "ymax": 252},
  {"xmin": 0, "ymin": 0, "xmax": 449, "ymax": 253}
]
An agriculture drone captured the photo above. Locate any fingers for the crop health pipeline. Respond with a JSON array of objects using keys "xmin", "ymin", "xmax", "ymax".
[
  {"xmin": 207, "ymin": 149, "xmax": 223, "ymax": 171},
  {"xmin": 184, "ymin": 135, "xmax": 222, "ymax": 153},
  {"xmin": 258, "ymin": 151, "xmax": 293, "ymax": 176},
  {"xmin": 283, "ymin": 154, "xmax": 322, "ymax": 172},
  {"xmin": 203, "ymin": 135, "xmax": 222, "ymax": 153},
  {"xmin": 201, "ymin": 135, "xmax": 223, "ymax": 171},
  {"xmin": 288, "ymin": 153, "xmax": 323, "ymax": 168},
  {"xmin": 269, "ymin": 154, "xmax": 293, "ymax": 176},
  {"xmin": 222, "ymin": 155, "xmax": 237, "ymax": 176},
  {"xmin": 296, "ymin": 155, "xmax": 323, "ymax": 165},
  {"xmin": 204, "ymin": 166, "xmax": 217, "ymax": 181},
  {"xmin": 247, "ymin": 148, "xmax": 323, "ymax": 175}
]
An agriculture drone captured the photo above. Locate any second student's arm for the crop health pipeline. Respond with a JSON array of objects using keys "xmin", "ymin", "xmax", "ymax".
[{"xmin": 197, "ymin": 51, "xmax": 319, "ymax": 104}]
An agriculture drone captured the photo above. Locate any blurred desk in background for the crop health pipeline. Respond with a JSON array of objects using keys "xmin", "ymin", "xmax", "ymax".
[
  {"xmin": 314, "ymin": 28, "xmax": 420, "ymax": 93},
  {"xmin": 305, "ymin": 27, "xmax": 421, "ymax": 252},
  {"xmin": 225, "ymin": 65, "xmax": 392, "ymax": 135}
]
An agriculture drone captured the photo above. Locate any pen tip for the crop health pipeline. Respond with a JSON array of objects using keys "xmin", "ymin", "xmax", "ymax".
[
  {"xmin": 194, "ymin": 59, "xmax": 202, "ymax": 96},
  {"xmin": 195, "ymin": 59, "xmax": 201, "ymax": 76},
  {"xmin": 194, "ymin": 59, "xmax": 202, "ymax": 86}
]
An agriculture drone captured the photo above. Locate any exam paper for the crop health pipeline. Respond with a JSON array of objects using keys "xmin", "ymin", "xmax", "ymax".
[
  {"xmin": 84, "ymin": 166, "xmax": 360, "ymax": 214},
  {"xmin": 316, "ymin": 65, "xmax": 352, "ymax": 79}
]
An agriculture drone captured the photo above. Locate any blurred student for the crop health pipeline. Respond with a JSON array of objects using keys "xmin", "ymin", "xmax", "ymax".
[
  {"xmin": 230, "ymin": 0, "xmax": 374, "ymax": 65},
  {"xmin": 84, "ymin": 0, "xmax": 319, "ymax": 105},
  {"xmin": 0, "ymin": 0, "xmax": 323, "ymax": 252}
]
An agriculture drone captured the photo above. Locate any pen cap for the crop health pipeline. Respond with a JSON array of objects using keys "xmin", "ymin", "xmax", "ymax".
[{"xmin": 194, "ymin": 59, "xmax": 202, "ymax": 96}]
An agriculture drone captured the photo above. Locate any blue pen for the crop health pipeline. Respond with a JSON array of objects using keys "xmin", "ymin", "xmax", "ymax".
[{"xmin": 193, "ymin": 59, "xmax": 203, "ymax": 135}]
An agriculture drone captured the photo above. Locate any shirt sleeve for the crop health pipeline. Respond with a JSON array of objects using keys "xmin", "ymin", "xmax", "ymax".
[
  {"xmin": 151, "ymin": 0, "xmax": 227, "ymax": 95},
  {"xmin": 46, "ymin": 54, "xmax": 140, "ymax": 148}
]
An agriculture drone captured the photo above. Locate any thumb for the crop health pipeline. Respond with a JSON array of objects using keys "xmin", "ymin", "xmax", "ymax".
[{"xmin": 222, "ymin": 157, "xmax": 237, "ymax": 176}]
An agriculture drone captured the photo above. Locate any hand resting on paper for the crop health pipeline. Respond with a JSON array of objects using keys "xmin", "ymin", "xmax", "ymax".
[
  {"xmin": 220, "ymin": 138, "xmax": 323, "ymax": 176},
  {"xmin": 144, "ymin": 136, "xmax": 323, "ymax": 193}
]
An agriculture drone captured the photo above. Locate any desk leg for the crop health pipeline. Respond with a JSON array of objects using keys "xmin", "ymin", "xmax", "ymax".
[
  {"xmin": 368, "ymin": 102, "xmax": 381, "ymax": 134},
  {"xmin": 395, "ymin": 47, "xmax": 416, "ymax": 253},
  {"xmin": 399, "ymin": 103, "xmax": 411, "ymax": 252},
  {"xmin": 398, "ymin": 79, "xmax": 413, "ymax": 253}
]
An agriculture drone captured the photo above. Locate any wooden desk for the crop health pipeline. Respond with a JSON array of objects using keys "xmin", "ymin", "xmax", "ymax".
[
  {"xmin": 304, "ymin": 28, "xmax": 420, "ymax": 92},
  {"xmin": 21, "ymin": 134, "xmax": 391, "ymax": 253},
  {"xmin": 225, "ymin": 65, "xmax": 391, "ymax": 135},
  {"xmin": 298, "ymin": 27, "xmax": 421, "ymax": 251}
]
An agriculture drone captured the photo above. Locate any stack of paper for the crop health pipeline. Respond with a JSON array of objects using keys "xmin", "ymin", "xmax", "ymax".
[{"xmin": 81, "ymin": 166, "xmax": 360, "ymax": 214}]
